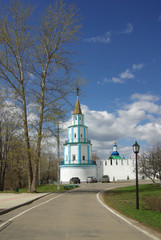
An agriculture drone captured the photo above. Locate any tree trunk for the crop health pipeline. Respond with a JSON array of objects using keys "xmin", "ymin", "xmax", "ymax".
[
  {"xmin": 0, "ymin": 122, "xmax": 3, "ymax": 191},
  {"xmin": 22, "ymin": 86, "xmax": 33, "ymax": 192},
  {"xmin": 31, "ymin": 76, "xmax": 45, "ymax": 192}
]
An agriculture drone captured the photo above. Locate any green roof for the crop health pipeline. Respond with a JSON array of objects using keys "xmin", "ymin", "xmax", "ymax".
[{"xmin": 109, "ymin": 155, "xmax": 122, "ymax": 160}]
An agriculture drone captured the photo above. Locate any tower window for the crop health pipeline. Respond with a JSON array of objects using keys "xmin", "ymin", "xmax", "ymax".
[
  {"xmin": 75, "ymin": 116, "xmax": 77, "ymax": 120},
  {"xmin": 72, "ymin": 155, "xmax": 76, "ymax": 162}
]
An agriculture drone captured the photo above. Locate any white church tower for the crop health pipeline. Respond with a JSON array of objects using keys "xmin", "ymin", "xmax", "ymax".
[{"xmin": 60, "ymin": 94, "xmax": 97, "ymax": 182}]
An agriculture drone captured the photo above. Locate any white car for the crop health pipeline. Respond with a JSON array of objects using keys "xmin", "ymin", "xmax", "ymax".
[{"xmin": 101, "ymin": 175, "xmax": 110, "ymax": 183}]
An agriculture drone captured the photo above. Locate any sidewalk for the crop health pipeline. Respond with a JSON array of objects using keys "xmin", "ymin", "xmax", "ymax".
[{"xmin": 0, "ymin": 192, "xmax": 49, "ymax": 215}]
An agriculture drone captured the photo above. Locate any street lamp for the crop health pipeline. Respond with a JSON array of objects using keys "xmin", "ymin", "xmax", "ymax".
[{"xmin": 132, "ymin": 141, "xmax": 140, "ymax": 210}]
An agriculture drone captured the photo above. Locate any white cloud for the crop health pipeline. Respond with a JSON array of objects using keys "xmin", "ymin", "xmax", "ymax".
[
  {"xmin": 99, "ymin": 62, "xmax": 145, "ymax": 86},
  {"xmin": 131, "ymin": 93, "xmax": 161, "ymax": 102},
  {"xmin": 132, "ymin": 63, "xmax": 144, "ymax": 70},
  {"xmin": 112, "ymin": 77, "xmax": 124, "ymax": 83},
  {"xmin": 98, "ymin": 68, "xmax": 134, "ymax": 85},
  {"xmin": 62, "ymin": 94, "xmax": 161, "ymax": 158},
  {"xmin": 83, "ymin": 32, "xmax": 111, "ymax": 43},
  {"xmin": 101, "ymin": 77, "xmax": 124, "ymax": 84},
  {"xmin": 121, "ymin": 23, "xmax": 134, "ymax": 34},
  {"xmin": 119, "ymin": 69, "xmax": 134, "ymax": 79},
  {"xmin": 83, "ymin": 23, "xmax": 133, "ymax": 44}
]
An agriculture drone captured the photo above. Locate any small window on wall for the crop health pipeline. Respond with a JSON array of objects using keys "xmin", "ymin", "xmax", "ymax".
[
  {"xmin": 74, "ymin": 133, "xmax": 76, "ymax": 138},
  {"xmin": 72, "ymin": 155, "xmax": 76, "ymax": 162},
  {"xmin": 83, "ymin": 156, "xmax": 85, "ymax": 160},
  {"xmin": 75, "ymin": 116, "xmax": 77, "ymax": 120},
  {"xmin": 81, "ymin": 134, "xmax": 83, "ymax": 138},
  {"xmin": 79, "ymin": 116, "xmax": 81, "ymax": 120}
]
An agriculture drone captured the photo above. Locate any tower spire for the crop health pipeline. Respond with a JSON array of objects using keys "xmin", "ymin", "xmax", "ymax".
[
  {"xmin": 74, "ymin": 96, "xmax": 82, "ymax": 114},
  {"xmin": 74, "ymin": 85, "xmax": 82, "ymax": 114}
]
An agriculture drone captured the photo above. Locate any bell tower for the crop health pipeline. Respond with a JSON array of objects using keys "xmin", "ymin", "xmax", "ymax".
[{"xmin": 60, "ymin": 89, "xmax": 96, "ymax": 182}]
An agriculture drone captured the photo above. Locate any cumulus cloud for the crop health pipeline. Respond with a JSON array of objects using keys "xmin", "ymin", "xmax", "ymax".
[{"xmin": 63, "ymin": 93, "xmax": 161, "ymax": 159}]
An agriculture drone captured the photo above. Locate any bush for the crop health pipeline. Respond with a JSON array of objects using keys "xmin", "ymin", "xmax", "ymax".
[{"xmin": 142, "ymin": 195, "xmax": 161, "ymax": 212}]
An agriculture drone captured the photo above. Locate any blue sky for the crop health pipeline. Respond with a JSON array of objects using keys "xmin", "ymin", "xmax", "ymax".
[
  {"xmin": 71, "ymin": 0, "xmax": 161, "ymax": 108},
  {"xmin": 65, "ymin": 0, "xmax": 161, "ymax": 158},
  {"xmin": 1, "ymin": 0, "xmax": 161, "ymax": 159}
]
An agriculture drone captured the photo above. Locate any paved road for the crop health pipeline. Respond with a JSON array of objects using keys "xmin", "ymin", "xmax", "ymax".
[{"xmin": 0, "ymin": 182, "xmax": 160, "ymax": 240}]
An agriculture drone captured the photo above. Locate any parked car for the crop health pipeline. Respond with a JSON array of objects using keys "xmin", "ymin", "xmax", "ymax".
[
  {"xmin": 86, "ymin": 176, "xmax": 97, "ymax": 183},
  {"xmin": 70, "ymin": 177, "xmax": 81, "ymax": 184},
  {"xmin": 92, "ymin": 177, "xmax": 97, "ymax": 183},
  {"xmin": 101, "ymin": 175, "xmax": 110, "ymax": 183}
]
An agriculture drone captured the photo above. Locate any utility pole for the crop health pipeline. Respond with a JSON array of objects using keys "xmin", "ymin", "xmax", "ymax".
[{"xmin": 57, "ymin": 122, "xmax": 60, "ymax": 190}]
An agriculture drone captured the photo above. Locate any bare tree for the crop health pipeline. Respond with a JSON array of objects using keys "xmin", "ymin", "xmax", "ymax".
[
  {"xmin": 0, "ymin": 0, "xmax": 34, "ymax": 191},
  {"xmin": 0, "ymin": 0, "xmax": 81, "ymax": 192},
  {"xmin": 139, "ymin": 145, "xmax": 161, "ymax": 184}
]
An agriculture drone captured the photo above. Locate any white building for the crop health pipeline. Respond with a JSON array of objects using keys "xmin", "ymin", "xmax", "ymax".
[
  {"xmin": 60, "ymin": 96, "xmax": 97, "ymax": 182},
  {"xmin": 96, "ymin": 142, "xmax": 136, "ymax": 181},
  {"xmin": 60, "ymin": 96, "xmax": 136, "ymax": 183}
]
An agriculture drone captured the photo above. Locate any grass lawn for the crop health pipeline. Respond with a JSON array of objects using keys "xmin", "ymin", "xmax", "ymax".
[
  {"xmin": 103, "ymin": 184, "xmax": 161, "ymax": 232},
  {"xmin": 0, "ymin": 184, "xmax": 79, "ymax": 193}
]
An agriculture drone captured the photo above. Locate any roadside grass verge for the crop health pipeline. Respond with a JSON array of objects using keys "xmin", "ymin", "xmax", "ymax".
[
  {"xmin": 0, "ymin": 184, "xmax": 79, "ymax": 193},
  {"xmin": 103, "ymin": 184, "xmax": 161, "ymax": 232}
]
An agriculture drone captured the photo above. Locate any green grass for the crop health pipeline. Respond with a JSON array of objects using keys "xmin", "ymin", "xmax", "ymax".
[
  {"xmin": 103, "ymin": 184, "xmax": 161, "ymax": 232},
  {"xmin": 0, "ymin": 184, "xmax": 79, "ymax": 193}
]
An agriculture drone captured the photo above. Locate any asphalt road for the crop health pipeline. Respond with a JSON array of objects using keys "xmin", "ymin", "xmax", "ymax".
[{"xmin": 0, "ymin": 182, "xmax": 160, "ymax": 240}]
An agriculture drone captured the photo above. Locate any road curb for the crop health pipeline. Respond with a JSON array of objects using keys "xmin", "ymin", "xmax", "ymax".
[
  {"xmin": 97, "ymin": 188, "xmax": 161, "ymax": 240},
  {"xmin": 0, "ymin": 193, "xmax": 51, "ymax": 216}
]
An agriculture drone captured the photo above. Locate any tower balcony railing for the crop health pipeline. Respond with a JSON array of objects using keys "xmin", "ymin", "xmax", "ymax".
[
  {"xmin": 60, "ymin": 160, "xmax": 96, "ymax": 165},
  {"xmin": 65, "ymin": 138, "xmax": 91, "ymax": 144}
]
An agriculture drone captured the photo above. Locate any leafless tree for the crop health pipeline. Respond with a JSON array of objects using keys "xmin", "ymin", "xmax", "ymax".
[
  {"xmin": 139, "ymin": 145, "xmax": 161, "ymax": 184},
  {"xmin": 0, "ymin": 0, "xmax": 81, "ymax": 192}
]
